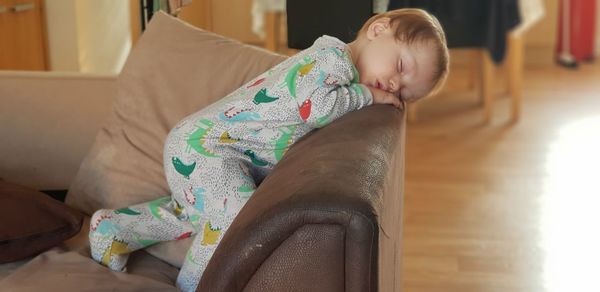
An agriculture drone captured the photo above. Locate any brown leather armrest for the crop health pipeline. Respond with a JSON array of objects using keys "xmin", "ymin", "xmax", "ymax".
[{"xmin": 198, "ymin": 105, "xmax": 405, "ymax": 292}]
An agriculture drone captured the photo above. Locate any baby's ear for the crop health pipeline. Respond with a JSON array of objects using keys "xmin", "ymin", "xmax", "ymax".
[{"xmin": 367, "ymin": 17, "xmax": 391, "ymax": 39}]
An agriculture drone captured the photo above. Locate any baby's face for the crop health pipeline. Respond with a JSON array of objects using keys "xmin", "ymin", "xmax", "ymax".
[{"xmin": 354, "ymin": 27, "xmax": 438, "ymax": 102}]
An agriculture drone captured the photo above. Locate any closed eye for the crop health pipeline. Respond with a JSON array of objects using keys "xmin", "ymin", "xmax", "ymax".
[{"xmin": 399, "ymin": 59, "xmax": 404, "ymax": 73}]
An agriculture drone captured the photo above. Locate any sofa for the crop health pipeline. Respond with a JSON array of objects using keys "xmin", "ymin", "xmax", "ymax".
[{"xmin": 0, "ymin": 12, "xmax": 405, "ymax": 291}]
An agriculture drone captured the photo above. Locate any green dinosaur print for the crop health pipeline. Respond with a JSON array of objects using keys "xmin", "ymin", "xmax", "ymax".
[
  {"xmin": 273, "ymin": 125, "xmax": 297, "ymax": 161},
  {"xmin": 133, "ymin": 232, "xmax": 161, "ymax": 247},
  {"xmin": 238, "ymin": 163, "xmax": 255, "ymax": 193},
  {"xmin": 148, "ymin": 197, "xmax": 171, "ymax": 220},
  {"xmin": 253, "ymin": 88, "xmax": 279, "ymax": 104},
  {"xmin": 351, "ymin": 83, "xmax": 364, "ymax": 96},
  {"xmin": 114, "ymin": 207, "xmax": 141, "ymax": 216},
  {"xmin": 186, "ymin": 250, "xmax": 201, "ymax": 265},
  {"xmin": 316, "ymin": 114, "xmax": 332, "ymax": 128},
  {"xmin": 137, "ymin": 239, "xmax": 160, "ymax": 246},
  {"xmin": 285, "ymin": 63, "xmax": 302, "ymax": 98},
  {"xmin": 186, "ymin": 119, "xmax": 219, "ymax": 157},
  {"xmin": 189, "ymin": 214, "xmax": 201, "ymax": 229},
  {"xmin": 244, "ymin": 150, "xmax": 268, "ymax": 167},
  {"xmin": 172, "ymin": 156, "xmax": 196, "ymax": 179},
  {"xmin": 238, "ymin": 185, "xmax": 255, "ymax": 192},
  {"xmin": 334, "ymin": 47, "xmax": 346, "ymax": 57}
]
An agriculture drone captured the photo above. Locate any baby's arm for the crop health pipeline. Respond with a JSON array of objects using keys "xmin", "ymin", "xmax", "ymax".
[
  {"xmin": 292, "ymin": 48, "xmax": 373, "ymax": 128},
  {"xmin": 367, "ymin": 86, "xmax": 402, "ymax": 109}
]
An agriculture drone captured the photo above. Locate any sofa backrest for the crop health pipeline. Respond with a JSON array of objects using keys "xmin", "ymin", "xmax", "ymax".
[{"xmin": 0, "ymin": 72, "xmax": 116, "ymax": 190}]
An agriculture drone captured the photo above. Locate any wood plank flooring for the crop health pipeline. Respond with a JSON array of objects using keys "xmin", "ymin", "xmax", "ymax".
[{"xmin": 402, "ymin": 62, "xmax": 600, "ymax": 292}]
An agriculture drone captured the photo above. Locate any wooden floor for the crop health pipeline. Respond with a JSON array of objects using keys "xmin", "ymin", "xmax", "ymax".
[{"xmin": 402, "ymin": 62, "xmax": 600, "ymax": 292}]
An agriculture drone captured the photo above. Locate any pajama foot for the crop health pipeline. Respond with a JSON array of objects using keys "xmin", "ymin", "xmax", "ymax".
[{"xmin": 89, "ymin": 210, "xmax": 130, "ymax": 272}]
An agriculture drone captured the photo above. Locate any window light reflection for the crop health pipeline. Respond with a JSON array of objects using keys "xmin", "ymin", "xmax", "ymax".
[{"xmin": 542, "ymin": 116, "xmax": 600, "ymax": 292}]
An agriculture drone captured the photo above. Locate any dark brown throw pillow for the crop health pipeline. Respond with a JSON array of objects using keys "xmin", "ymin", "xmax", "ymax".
[{"xmin": 0, "ymin": 181, "xmax": 83, "ymax": 263}]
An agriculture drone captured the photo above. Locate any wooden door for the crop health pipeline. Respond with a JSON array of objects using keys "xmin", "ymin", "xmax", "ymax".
[
  {"xmin": 178, "ymin": 0, "xmax": 261, "ymax": 44},
  {"xmin": 132, "ymin": 0, "xmax": 264, "ymax": 46},
  {"xmin": 0, "ymin": 0, "xmax": 47, "ymax": 70}
]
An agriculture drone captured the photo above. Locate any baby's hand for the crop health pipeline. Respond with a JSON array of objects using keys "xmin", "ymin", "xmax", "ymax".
[{"xmin": 366, "ymin": 86, "xmax": 402, "ymax": 109}]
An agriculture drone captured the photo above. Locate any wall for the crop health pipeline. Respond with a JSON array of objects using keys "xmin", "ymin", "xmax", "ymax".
[
  {"xmin": 179, "ymin": 0, "xmax": 261, "ymax": 44},
  {"xmin": 523, "ymin": 0, "xmax": 558, "ymax": 66},
  {"xmin": 44, "ymin": 0, "xmax": 80, "ymax": 71},
  {"xmin": 44, "ymin": 0, "xmax": 131, "ymax": 74}
]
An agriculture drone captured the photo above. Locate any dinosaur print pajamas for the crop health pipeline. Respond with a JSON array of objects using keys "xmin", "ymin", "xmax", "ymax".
[{"xmin": 89, "ymin": 35, "xmax": 373, "ymax": 292}]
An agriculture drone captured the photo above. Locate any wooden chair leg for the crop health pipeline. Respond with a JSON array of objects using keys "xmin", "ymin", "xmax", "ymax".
[
  {"xmin": 265, "ymin": 11, "xmax": 280, "ymax": 52},
  {"xmin": 470, "ymin": 50, "xmax": 482, "ymax": 101},
  {"xmin": 507, "ymin": 33, "xmax": 523, "ymax": 123},
  {"xmin": 481, "ymin": 50, "xmax": 495, "ymax": 124}
]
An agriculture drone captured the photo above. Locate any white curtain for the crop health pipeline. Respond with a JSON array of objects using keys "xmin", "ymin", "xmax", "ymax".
[
  {"xmin": 75, "ymin": 0, "xmax": 131, "ymax": 74},
  {"xmin": 44, "ymin": 0, "xmax": 131, "ymax": 74}
]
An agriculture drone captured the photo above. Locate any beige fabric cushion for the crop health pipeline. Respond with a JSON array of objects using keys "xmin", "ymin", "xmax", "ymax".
[
  {"xmin": 66, "ymin": 12, "xmax": 286, "ymax": 267},
  {"xmin": 0, "ymin": 249, "xmax": 179, "ymax": 292}
]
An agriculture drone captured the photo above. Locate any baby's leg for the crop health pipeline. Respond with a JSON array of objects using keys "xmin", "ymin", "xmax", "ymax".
[
  {"xmin": 176, "ymin": 158, "xmax": 256, "ymax": 292},
  {"xmin": 89, "ymin": 196, "xmax": 195, "ymax": 271}
]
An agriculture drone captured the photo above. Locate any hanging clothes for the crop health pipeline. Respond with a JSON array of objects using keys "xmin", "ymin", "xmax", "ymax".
[
  {"xmin": 556, "ymin": 0, "xmax": 597, "ymax": 64},
  {"xmin": 286, "ymin": 0, "xmax": 374, "ymax": 49}
]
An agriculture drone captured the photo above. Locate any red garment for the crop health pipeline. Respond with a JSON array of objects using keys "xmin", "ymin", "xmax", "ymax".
[{"xmin": 557, "ymin": 0, "xmax": 597, "ymax": 63}]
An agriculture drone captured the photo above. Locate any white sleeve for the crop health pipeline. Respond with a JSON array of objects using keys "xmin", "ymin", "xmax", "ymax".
[{"xmin": 288, "ymin": 47, "xmax": 373, "ymax": 128}]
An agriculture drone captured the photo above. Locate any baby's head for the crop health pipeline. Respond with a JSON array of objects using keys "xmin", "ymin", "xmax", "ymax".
[{"xmin": 349, "ymin": 8, "xmax": 449, "ymax": 102}]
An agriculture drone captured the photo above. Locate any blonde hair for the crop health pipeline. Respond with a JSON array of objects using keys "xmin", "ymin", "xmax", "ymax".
[{"xmin": 358, "ymin": 8, "xmax": 449, "ymax": 99}]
